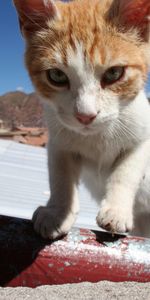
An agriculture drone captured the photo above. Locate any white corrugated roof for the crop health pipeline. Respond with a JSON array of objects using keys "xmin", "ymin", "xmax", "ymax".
[{"xmin": 0, "ymin": 139, "xmax": 100, "ymax": 231}]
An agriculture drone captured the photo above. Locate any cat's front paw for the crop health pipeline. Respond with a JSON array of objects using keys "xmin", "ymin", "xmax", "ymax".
[
  {"xmin": 32, "ymin": 206, "xmax": 76, "ymax": 239},
  {"xmin": 96, "ymin": 199, "xmax": 133, "ymax": 234}
]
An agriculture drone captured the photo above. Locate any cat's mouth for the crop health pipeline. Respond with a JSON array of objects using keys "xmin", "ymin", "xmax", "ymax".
[
  {"xmin": 58, "ymin": 115, "xmax": 98, "ymax": 135},
  {"xmin": 68, "ymin": 121, "xmax": 112, "ymax": 136},
  {"xmin": 80, "ymin": 125, "xmax": 104, "ymax": 136},
  {"xmin": 57, "ymin": 112, "xmax": 118, "ymax": 136}
]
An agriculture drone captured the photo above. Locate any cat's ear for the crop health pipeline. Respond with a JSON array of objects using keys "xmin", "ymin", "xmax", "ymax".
[
  {"xmin": 13, "ymin": 0, "xmax": 59, "ymax": 37},
  {"xmin": 107, "ymin": 0, "xmax": 150, "ymax": 42}
]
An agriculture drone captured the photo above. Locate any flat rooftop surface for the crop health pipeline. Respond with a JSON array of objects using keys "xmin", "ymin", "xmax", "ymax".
[{"xmin": 0, "ymin": 139, "xmax": 100, "ymax": 231}]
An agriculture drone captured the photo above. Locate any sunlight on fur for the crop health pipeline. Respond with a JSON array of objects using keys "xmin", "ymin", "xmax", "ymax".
[{"xmin": 14, "ymin": 0, "xmax": 150, "ymax": 239}]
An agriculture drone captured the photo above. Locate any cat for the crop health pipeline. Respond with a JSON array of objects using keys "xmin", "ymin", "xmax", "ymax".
[{"xmin": 14, "ymin": 0, "xmax": 150, "ymax": 239}]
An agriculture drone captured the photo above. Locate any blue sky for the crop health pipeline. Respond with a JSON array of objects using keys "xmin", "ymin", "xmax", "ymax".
[
  {"xmin": 0, "ymin": 1, "xmax": 33, "ymax": 95},
  {"xmin": 0, "ymin": 1, "xmax": 150, "ymax": 96}
]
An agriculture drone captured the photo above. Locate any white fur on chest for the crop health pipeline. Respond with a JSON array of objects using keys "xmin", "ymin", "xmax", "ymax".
[{"xmin": 45, "ymin": 90, "xmax": 150, "ymax": 208}]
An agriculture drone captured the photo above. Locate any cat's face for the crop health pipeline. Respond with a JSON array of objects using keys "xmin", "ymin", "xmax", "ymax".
[{"xmin": 14, "ymin": 0, "xmax": 150, "ymax": 136}]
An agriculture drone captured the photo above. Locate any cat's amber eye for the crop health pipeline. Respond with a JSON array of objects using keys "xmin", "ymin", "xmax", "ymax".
[
  {"xmin": 102, "ymin": 66, "xmax": 125, "ymax": 87},
  {"xmin": 47, "ymin": 68, "xmax": 69, "ymax": 88}
]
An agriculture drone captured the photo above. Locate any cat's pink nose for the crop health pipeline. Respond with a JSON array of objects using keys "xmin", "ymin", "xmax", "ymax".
[{"xmin": 76, "ymin": 112, "xmax": 97, "ymax": 125}]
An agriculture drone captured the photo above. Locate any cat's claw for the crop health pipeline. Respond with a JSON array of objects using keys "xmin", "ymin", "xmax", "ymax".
[
  {"xmin": 96, "ymin": 199, "xmax": 133, "ymax": 234},
  {"xmin": 32, "ymin": 206, "xmax": 76, "ymax": 239}
]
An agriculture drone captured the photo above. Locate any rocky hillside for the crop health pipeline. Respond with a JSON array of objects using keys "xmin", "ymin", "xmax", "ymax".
[{"xmin": 0, "ymin": 91, "xmax": 45, "ymax": 129}]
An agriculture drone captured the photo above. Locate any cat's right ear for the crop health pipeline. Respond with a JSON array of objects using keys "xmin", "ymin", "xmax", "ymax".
[
  {"xmin": 107, "ymin": 0, "xmax": 150, "ymax": 42},
  {"xmin": 13, "ymin": 0, "xmax": 59, "ymax": 38}
]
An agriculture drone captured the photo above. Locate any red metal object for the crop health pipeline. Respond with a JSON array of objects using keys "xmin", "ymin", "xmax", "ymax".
[{"xmin": 0, "ymin": 216, "xmax": 150, "ymax": 287}]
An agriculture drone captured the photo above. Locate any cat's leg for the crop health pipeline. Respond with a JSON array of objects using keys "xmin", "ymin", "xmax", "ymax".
[
  {"xmin": 131, "ymin": 169, "xmax": 150, "ymax": 237},
  {"xmin": 96, "ymin": 140, "xmax": 150, "ymax": 234},
  {"xmin": 32, "ymin": 147, "xmax": 81, "ymax": 239}
]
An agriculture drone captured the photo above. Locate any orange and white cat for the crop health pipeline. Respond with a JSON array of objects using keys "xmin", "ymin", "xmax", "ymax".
[{"xmin": 14, "ymin": 0, "xmax": 150, "ymax": 238}]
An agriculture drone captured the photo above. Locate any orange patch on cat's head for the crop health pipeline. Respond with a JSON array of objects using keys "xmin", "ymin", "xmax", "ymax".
[{"xmin": 14, "ymin": 0, "xmax": 150, "ymax": 99}]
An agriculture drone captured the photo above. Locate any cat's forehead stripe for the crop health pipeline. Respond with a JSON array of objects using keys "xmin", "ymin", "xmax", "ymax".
[
  {"xmin": 67, "ymin": 40, "xmax": 86, "ymax": 70},
  {"xmin": 54, "ymin": 51, "xmax": 63, "ymax": 64},
  {"xmin": 49, "ymin": 0, "xmax": 107, "ymax": 66}
]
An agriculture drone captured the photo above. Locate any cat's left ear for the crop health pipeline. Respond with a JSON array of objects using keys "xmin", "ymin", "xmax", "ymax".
[
  {"xmin": 108, "ymin": 0, "xmax": 150, "ymax": 42},
  {"xmin": 13, "ymin": 0, "xmax": 59, "ymax": 37}
]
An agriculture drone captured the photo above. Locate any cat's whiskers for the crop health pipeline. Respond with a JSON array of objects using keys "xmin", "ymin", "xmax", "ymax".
[
  {"xmin": 53, "ymin": 127, "xmax": 65, "ymax": 142},
  {"xmin": 57, "ymin": 111, "xmax": 80, "ymax": 128},
  {"xmin": 121, "ymin": 113, "xmax": 146, "ymax": 128},
  {"xmin": 111, "ymin": 122, "xmax": 126, "ymax": 153},
  {"xmin": 48, "ymin": 119, "xmax": 65, "ymax": 143},
  {"xmin": 117, "ymin": 119, "xmax": 139, "ymax": 143}
]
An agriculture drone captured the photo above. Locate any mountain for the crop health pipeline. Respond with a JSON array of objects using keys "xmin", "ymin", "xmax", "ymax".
[{"xmin": 0, "ymin": 91, "xmax": 45, "ymax": 129}]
